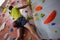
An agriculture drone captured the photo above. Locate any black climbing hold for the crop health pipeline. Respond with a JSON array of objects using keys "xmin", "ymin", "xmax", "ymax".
[
  {"xmin": 17, "ymin": 1, "xmax": 19, "ymax": 2},
  {"xmin": 9, "ymin": 12, "xmax": 11, "ymax": 14},
  {"xmin": 25, "ymin": 10, "xmax": 28, "ymax": 13},
  {"xmin": 9, "ymin": 6, "xmax": 13, "ymax": 10},
  {"xmin": 13, "ymin": 18, "xmax": 14, "ymax": 20}
]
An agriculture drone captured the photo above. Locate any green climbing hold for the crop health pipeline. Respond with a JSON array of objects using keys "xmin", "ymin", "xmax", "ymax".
[
  {"xmin": 41, "ymin": 0, "xmax": 45, "ymax": 3},
  {"xmin": 29, "ymin": 37, "xmax": 32, "ymax": 40},
  {"xmin": 27, "ymin": 15, "xmax": 33, "ymax": 20},
  {"xmin": 40, "ymin": 13, "xmax": 45, "ymax": 18}
]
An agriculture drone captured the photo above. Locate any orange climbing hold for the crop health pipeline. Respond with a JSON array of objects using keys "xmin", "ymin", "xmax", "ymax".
[
  {"xmin": 21, "ymin": 0, "xmax": 27, "ymax": 2},
  {"xmin": 35, "ymin": 6, "xmax": 42, "ymax": 11},
  {"xmin": 44, "ymin": 10, "xmax": 56, "ymax": 24}
]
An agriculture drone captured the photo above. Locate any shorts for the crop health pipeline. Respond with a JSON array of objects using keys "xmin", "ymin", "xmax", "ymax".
[{"xmin": 13, "ymin": 16, "xmax": 28, "ymax": 28}]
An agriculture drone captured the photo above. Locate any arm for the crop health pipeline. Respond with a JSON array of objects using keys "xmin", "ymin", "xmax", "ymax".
[{"xmin": 18, "ymin": 5, "xmax": 29, "ymax": 9}]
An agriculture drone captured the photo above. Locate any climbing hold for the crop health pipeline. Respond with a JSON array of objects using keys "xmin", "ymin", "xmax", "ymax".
[
  {"xmin": 40, "ymin": 13, "xmax": 45, "ymax": 18},
  {"xmin": 44, "ymin": 10, "xmax": 56, "ymax": 24},
  {"xmin": 41, "ymin": 0, "xmax": 45, "ymax": 3},
  {"xmin": 9, "ymin": 12, "xmax": 11, "ymax": 14},
  {"xmin": 25, "ymin": 10, "xmax": 28, "ymax": 13},
  {"xmin": 21, "ymin": 0, "xmax": 27, "ymax": 2},
  {"xmin": 13, "ymin": 18, "xmax": 15, "ymax": 20},
  {"xmin": 3, "ymin": 8, "xmax": 7, "ymax": 13},
  {"xmin": 54, "ymin": 29, "xmax": 58, "ymax": 34},
  {"xmin": 17, "ymin": 1, "xmax": 19, "ymax": 2},
  {"xmin": 51, "ymin": 23, "xmax": 56, "ymax": 25},
  {"xmin": 27, "ymin": 15, "xmax": 33, "ymax": 20},
  {"xmin": 11, "ymin": 38, "xmax": 16, "ymax": 40},
  {"xmin": 11, "ymin": 1, "xmax": 15, "ymax": 5},
  {"xmin": 33, "ymin": 12, "xmax": 38, "ymax": 16},
  {"xmin": 57, "ymin": 38, "xmax": 60, "ymax": 40},
  {"xmin": 10, "ymin": 28, "xmax": 13, "ymax": 32},
  {"xmin": 2, "ymin": 13, "xmax": 5, "ymax": 17},
  {"xmin": 48, "ymin": 39, "xmax": 52, "ymax": 40},
  {"xmin": 34, "ymin": 16, "xmax": 39, "ymax": 21},
  {"xmin": 31, "ymin": 5, "xmax": 35, "ymax": 9},
  {"xmin": 35, "ymin": 6, "xmax": 42, "ymax": 11},
  {"xmin": 9, "ymin": 6, "xmax": 13, "ymax": 10},
  {"xmin": 29, "ymin": 37, "xmax": 32, "ymax": 40},
  {"xmin": 26, "ymin": 0, "xmax": 31, "ymax": 5}
]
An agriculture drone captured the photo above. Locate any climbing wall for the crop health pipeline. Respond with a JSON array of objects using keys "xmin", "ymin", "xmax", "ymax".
[
  {"xmin": 31, "ymin": 0, "xmax": 60, "ymax": 39},
  {"xmin": 0, "ymin": 13, "xmax": 17, "ymax": 40},
  {"xmin": 0, "ymin": 0, "xmax": 35, "ymax": 40}
]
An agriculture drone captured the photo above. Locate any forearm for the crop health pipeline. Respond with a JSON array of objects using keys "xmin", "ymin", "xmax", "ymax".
[{"xmin": 18, "ymin": 5, "xmax": 29, "ymax": 9}]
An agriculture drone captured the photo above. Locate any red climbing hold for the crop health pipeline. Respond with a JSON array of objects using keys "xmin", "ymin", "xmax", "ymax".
[
  {"xmin": 35, "ymin": 6, "xmax": 42, "ymax": 11},
  {"xmin": 11, "ymin": 1, "xmax": 15, "ymax": 5},
  {"xmin": 57, "ymin": 38, "xmax": 60, "ymax": 40},
  {"xmin": 44, "ymin": 10, "xmax": 56, "ymax": 24}
]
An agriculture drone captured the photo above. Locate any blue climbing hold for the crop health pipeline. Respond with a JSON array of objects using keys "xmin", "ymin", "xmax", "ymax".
[
  {"xmin": 12, "ymin": 38, "xmax": 16, "ymax": 40},
  {"xmin": 10, "ymin": 28, "xmax": 13, "ymax": 32},
  {"xmin": 51, "ymin": 23, "xmax": 56, "ymax": 25}
]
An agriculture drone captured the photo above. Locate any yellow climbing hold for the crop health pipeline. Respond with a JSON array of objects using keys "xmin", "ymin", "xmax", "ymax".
[
  {"xmin": 33, "ymin": 12, "xmax": 38, "ymax": 16},
  {"xmin": 31, "ymin": 5, "xmax": 35, "ymax": 9},
  {"xmin": 26, "ymin": 0, "xmax": 31, "ymax": 5},
  {"xmin": 34, "ymin": 16, "xmax": 39, "ymax": 21},
  {"xmin": 3, "ymin": 8, "xmax": 7, "ymax": 13},
  {"xmin": 54, "ymin": 29, "xmax": 58, "ymax": 34}
]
